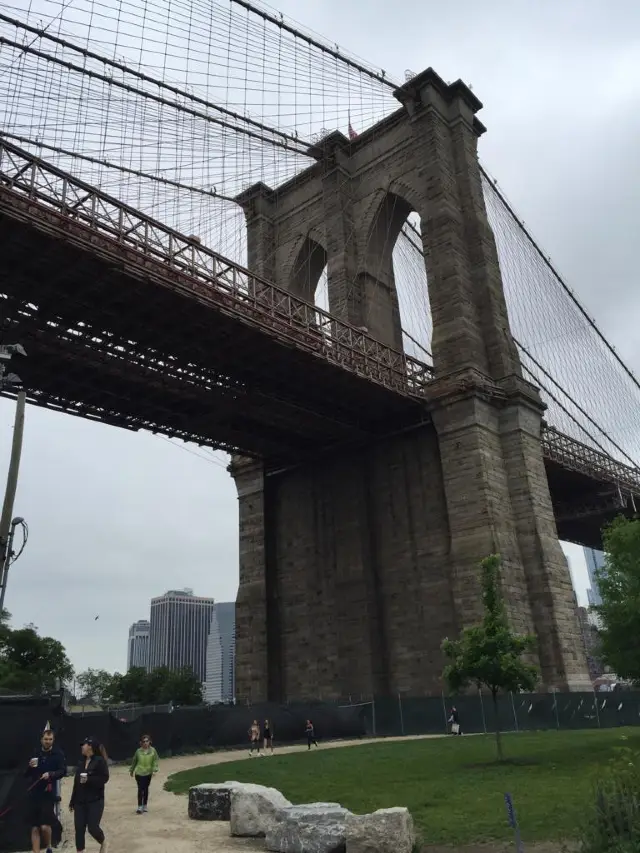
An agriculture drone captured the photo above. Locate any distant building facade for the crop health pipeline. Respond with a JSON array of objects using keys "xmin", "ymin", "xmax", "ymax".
[
  {"xmin": 577, "ymin": 606, "xmax": 604, "ymax": 681},
  {"xmin": 127, "ymin": 620, "xmax": 150, "ymax": 670},
  {"xmin": 584, "ymin": 548, "xmax": 606, "ymax": 607},
  {"xmin": 204, "ymin": 602, "xmax": 235, "ymax": 703},
  {"xmin": 148, "ymin": 589, "xmax": 215, "ymax": 682}
]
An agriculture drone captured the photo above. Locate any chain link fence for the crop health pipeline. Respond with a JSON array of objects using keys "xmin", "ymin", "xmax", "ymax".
[{"xmin": 340, "ymin": 691, "xmax": 640, "ymax": 737}]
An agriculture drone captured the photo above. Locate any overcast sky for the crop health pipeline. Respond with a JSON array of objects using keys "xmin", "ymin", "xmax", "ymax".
[{"xmin": 1, "ymin": 0, "xmax": 639, "ymax": 675}]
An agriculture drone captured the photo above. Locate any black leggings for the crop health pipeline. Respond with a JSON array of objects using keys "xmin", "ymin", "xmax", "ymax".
[
  {"xmin": 136, "ymin": 774, "xmax": 152, "ymax": 806},
  {"xmin": 73, "ymin": 799, "xmax": 104, "ymax": 851}
]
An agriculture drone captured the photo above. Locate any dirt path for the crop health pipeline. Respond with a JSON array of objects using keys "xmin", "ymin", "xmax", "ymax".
[{"xmin": 52, "ymin": 735, "xmax": 442, "ymax": 852}]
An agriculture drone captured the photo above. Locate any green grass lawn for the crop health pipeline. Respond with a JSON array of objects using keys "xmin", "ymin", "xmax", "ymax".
[{"xmin": 166, "ymin": 728, "xmax": 640, "ymax": 845}]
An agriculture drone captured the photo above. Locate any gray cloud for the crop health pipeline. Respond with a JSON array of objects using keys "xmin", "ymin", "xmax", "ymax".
[{"xmin": 2, "ymin": 0, "xmax": 639, "ymax": 671}]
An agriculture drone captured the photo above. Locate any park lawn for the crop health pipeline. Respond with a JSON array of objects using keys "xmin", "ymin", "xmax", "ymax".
[{"xmin": 166, "ymin": 728, "xmax": 640, "ymax": 845}]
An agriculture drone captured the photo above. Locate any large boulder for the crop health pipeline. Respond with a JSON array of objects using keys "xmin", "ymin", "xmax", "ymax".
[
  {"xmin": 265, "ymin": 803, "xmax": 351, "ymax": 853},
  {"xmin": 345, "ymin": 807, "xmax": 415, "ymax": 853},
  {"xmin": 229, "ymin": 783, "xmax": 292, "ymax": 837},
  {"xmin": 188, "ymin": 781, "xmax": 241, "ymax": 821}
]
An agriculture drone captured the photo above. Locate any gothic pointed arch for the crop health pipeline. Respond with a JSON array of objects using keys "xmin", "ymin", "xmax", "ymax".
[{"xmin": 288, "ymin": 234, "xmax": 328, "ymax": 304}]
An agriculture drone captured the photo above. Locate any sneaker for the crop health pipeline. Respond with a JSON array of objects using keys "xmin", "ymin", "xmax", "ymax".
[
  {"xmin": 136, "ymin": 806, "xmax": 143, "ymax": 814},
  {"xmin": 142, "ymin": 805, "xmax": 148, "ymax": 813}
]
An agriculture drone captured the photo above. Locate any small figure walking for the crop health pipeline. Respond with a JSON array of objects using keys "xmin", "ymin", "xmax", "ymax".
[
  {"xmin": 448, "ymin": 707, "xmax": 462, "ymax": 735},
  {"xmin": 305, "ymin": 720, "xmax": 318, "ymax": 750},
  {"xmin": 249, "ymin": 720, "xmax": 261, "ymax": 757},
  {"xmin": 263, "ymin": 720, "xmax": 274, "ymax": 755},
  {"xmin": 69, "ymin": 736, "xmax": 109, "ymax": 853},
  {"xmin": 129, "ymin": 734, "xmax": 159, "ymax": 814}
]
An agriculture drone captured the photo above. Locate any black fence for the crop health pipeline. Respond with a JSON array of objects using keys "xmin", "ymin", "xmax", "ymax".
[{"xmin": 359, "ymin": 690, "xmax": 640, "ymax": 737}]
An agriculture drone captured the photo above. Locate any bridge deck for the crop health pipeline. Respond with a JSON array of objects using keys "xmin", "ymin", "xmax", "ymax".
[
  {"xmin": 0, "ymin": 139, "xmax": 431, "ymax": 457},
  {"xmin": 1, "ymin": 139, "xmax": 639, "ymax": 544}
]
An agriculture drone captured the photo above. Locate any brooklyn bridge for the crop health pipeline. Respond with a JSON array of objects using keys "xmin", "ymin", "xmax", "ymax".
[{"xmin": 1, "ymin": 0, "xmax": 639, "ymax": 702}]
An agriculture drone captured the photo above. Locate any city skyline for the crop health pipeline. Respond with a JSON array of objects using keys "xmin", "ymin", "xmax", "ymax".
[
  {"xmin": 127, "ymin": 591, "xmax": 233, "ymax": 673},
  {"xmin": 128, "ymin": 596, "xmax": 235, "ymax": 702}
]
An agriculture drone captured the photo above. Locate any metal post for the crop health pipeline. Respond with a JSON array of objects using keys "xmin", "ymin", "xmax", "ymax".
[
  {"xmin": 504, "ymin": 793, "xmax": 524, "ymax": 853},
  {"xmin": 441, "ymin": 691, "xmax": 449, "ymax": 734},
  {"xmin": 593, "ymin": 688, "xmax": 601, "ymax": 728},
  {"xmin": 0, "ymin": 390, "xmax": 26, "ymax": 612},
  {"xmin": 552, "ymin": 689, "xmax": 560, "ymax": 730},
  {"xmin": 398, "ymin": 693, "xmax": 405, "ymax": 736},
  {"xmin": 510, "ymin": 692, "xmax": 519, "ymax": 733},
  {"xmin": 479, "ymin": 689, "xmax": 487, "ymax": 734},
  {"xmin": 371, "ymin": 696, "xmax": 377, "ymax": 738}
]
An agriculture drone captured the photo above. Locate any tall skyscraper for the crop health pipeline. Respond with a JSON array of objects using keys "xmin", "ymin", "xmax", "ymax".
[
  {"xmin": 204, "ymin": 602, "xmax": 235, "ymax": 703},
  {"xmin": 583, "ymin": 548, "xmax": 606, "ymax": 607},
  {"xmin": 127, "ymin": 620, "xmax": 150, "ymax": 670},
  {"xmin": 148, "ymin": 589, "xmax": 215, "ymax": 682}
]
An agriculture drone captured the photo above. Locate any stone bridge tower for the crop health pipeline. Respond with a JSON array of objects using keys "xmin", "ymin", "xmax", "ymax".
[{"xmin": 229, "ymin": 68, "xmax": 590, "ymax": 702}]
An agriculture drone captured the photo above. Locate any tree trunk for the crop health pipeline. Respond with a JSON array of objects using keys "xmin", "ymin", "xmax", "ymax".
[{"xmin": 492, "ymin": 689, "xmax": 504, "ymax": 762}]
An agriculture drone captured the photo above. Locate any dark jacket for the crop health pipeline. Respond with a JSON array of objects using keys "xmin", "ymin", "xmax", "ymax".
[
  {"xmin": 69, "ymin": 755, "xmax": 109, "ymax": 807},
  {"xmin": 25, "ymin": 746, "xmax": 66, "ymax": 801}
]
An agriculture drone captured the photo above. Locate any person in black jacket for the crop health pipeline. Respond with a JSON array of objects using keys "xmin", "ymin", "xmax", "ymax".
[
  {"xmin": 25, "ymin": 727, "xmax": 66, "ymax": 853},
  {"xmin": 68, "ymin": 736, "xmax": 109, "ymax": 853}
]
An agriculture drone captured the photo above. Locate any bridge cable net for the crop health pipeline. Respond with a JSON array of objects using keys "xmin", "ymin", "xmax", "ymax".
[
  {"xmin": 481, "ymin": 170, "xmax": 640, "ymax": 470},
  {"xmin": 0, "ymin": 0, "xmax": 396, "ymax": 265},
  {"xmin": 0, "ymin": 0, "xmax": 638, "ymax": 470}
]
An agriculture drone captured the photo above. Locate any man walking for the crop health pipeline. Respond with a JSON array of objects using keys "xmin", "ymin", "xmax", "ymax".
[{"xmin": 25, "ymin": 724, "xmax": 66, "ymax": 853}]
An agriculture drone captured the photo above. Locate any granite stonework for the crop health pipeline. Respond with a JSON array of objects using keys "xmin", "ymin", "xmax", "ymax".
[
  {"xmin": 188, "ymin": 782, "xmax": 241, "ymax": 821},
  {"xmin": 187, "ymin": 781, "xmax": 418, "ymax": 852},
  {"xmin": 230, "ymin": 66, "xmax": 591, "ymax": 704},
  {"xmin": 265, "ymin": 803, "xmax": 349, "ymax": 853},
  {"xmin": 345, "ymin": 806, "xmax": 415, "ymax": 853},
  {"xmin": 229, "ymin": 783, "xmax": 292, "ymax": 838}
]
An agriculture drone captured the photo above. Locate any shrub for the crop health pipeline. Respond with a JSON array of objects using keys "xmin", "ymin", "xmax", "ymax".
[{"xmin": 579, "ymin": 746, "xmax": 640, "ymax": 853}]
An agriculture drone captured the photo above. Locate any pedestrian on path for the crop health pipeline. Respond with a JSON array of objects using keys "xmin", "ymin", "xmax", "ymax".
[
  {"xmin": 69, "ymin": 736, "xmax": 109, "ymax": 853},
  {"xmin": 129, "ymin": 735, "xmax": 159, "ymax": 814},
  {"xmin": 448, "ymin": 707, "xmax": 462, "ymax": 735},
  {"xmin": 25, "ymin": 724, "xmax": 66, "ymax": 853},
  {"xmin": 305, "ymin": 720, "xmax": 318, "ymax": 750},
  {"xmin": 263, "ymin": 720, "xmax": 274, "ymax": 755},
  {"xmin": 249, "ymin": 720, "xmax": 261, "ymax": 756}
]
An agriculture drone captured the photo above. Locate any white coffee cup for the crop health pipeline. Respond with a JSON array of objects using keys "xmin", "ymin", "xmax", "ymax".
[
  {"xmin": 29, "ymin": 758, "xmax": 38, "ymax": 768},
  {"xmin": 80, "ymin": 773, "xmax": 88, "ymax": 784}
]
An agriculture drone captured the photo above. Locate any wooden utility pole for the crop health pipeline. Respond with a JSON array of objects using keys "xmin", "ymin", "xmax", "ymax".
[{"xmin": 0, "ymin": 390, "xmax": 26, "ymax": 611}]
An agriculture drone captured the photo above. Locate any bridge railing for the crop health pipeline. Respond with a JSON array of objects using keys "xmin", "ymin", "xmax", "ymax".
[
  {"xmin": 541, "ymin": 424, "xmax": 640, "ymax": 493},
  {"xmin": 0, "ymin": 137, "xmax": 432, "ymax": 400}
]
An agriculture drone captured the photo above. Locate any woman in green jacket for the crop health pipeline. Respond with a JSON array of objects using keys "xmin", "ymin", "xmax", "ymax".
[{"xmin": 129, "ymin": 734, "xmax": 159, "ymax": 814}]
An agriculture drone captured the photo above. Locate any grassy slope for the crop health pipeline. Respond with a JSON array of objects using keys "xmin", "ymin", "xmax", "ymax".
[{"xmin": 166, "ymin": 729, "xmax": 639, "ymax": 844}]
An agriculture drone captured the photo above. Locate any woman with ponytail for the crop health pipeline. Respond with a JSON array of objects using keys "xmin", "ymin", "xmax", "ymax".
[{"xmin": 68, "ymin": 737, "xmax": 109, "ymax": 853}]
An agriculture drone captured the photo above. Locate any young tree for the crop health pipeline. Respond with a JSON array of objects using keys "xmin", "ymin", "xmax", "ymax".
[
  {"xmin": 593, "ymin": 516, "xmax": 640, "ymax": 682},
  {"xmin": 442, "ymin": 554, "xmax": 538, "ymax": 761}
]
